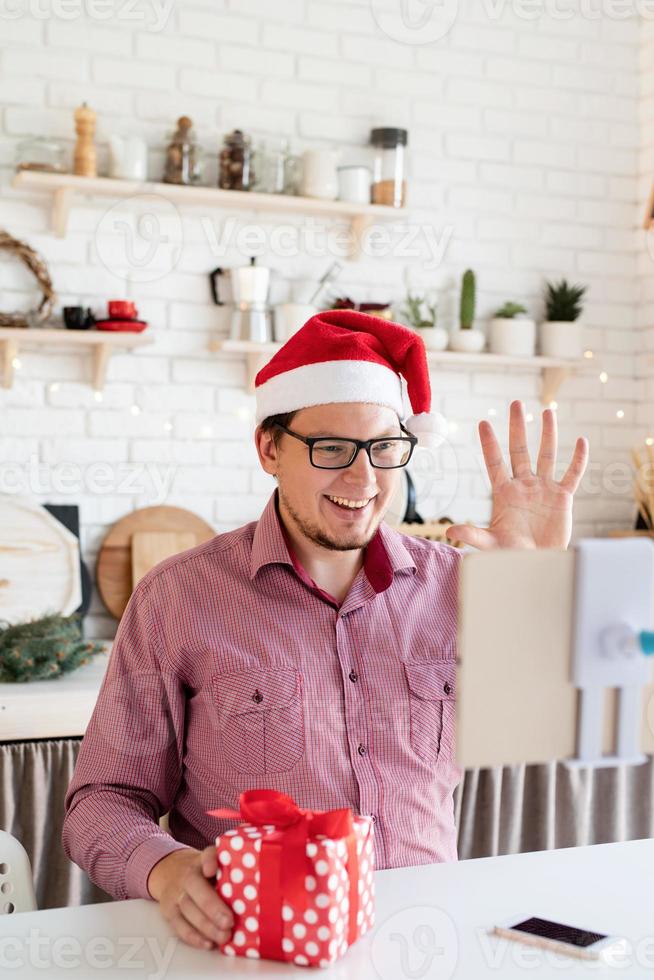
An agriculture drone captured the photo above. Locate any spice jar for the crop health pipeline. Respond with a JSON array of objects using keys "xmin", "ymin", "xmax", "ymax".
[
  {"xmin": 15, "ymin": 137, "xmax": 66, "ymax": 173},
  {"xmin": 163, "ymin": 116, "xmax": 203, "ymax": 185},
  {"xmin": 218, "ymin": 129, "xmax": 254, "ymax": 191},
  {"xmin": 370, "ymin": 127, "xmax": 408, "ymax": 208}
]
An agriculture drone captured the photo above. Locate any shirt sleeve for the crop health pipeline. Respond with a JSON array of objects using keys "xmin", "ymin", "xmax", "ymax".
[{"xmin": 62, "ymin": 577, "xmax": 190, "ymax": 901}]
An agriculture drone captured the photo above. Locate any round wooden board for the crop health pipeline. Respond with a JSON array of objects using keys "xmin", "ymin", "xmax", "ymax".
[{"xmin": 96, "ymin": 505, "xmax": 215, "ymax": 619}]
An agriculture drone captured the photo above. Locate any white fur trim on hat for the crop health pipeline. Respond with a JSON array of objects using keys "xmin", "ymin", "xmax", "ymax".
[
  {"xmin": 405, "ymin": 411, "xmax": 449, "ymax": 450},
  {"xmin": 255, "ymin": 358, "xmax": 403, "ymax": 423}
]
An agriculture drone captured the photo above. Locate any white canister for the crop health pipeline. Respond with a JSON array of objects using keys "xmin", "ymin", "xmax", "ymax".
[
  {"xmin": 274, "ymin": 303, "xmax": 317, "ymax": 342},
  {"xmin": 300, "ymin": 150, "xmax": 339, "ymax": 200},
  {"xmin": 108, "ymin": 135, "xmax": 147, "ymax": 181},
  {"xmin": 337, "ymin": 165, "xmax": 371, "ymax": 205}
]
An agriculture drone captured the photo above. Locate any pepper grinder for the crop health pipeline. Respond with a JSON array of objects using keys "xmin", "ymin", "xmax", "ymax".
[{"xmin": 73, "ymin": 103, "xmax": 97, "ymax": 178}]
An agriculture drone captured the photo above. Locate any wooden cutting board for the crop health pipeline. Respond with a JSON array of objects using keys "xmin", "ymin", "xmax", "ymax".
[
  {"xmin": 96, "ymin": 506, "xmax": 215, "ymax": 619},
  {"xmin": 0, "ymin": 496, "xmax": 82, "ymax": 625}
]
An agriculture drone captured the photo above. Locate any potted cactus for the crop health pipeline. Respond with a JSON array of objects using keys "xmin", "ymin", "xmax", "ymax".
[
  {"xmin": 489, "ymin": 301, "xmax": 536, "ymax": 357},
  {"xmin": 540, "ymin": 279, "xmax": 587, "ymax": 359},
  {"xmin": 449, "ymin": 269, "xmax": 485, "ymax": 353},
  {"xmin": 400, "ymin": 292, "xmax": 448, "ymax": 350}
]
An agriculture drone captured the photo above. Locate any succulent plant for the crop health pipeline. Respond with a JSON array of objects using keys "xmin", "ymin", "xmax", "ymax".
[
  {"xmin": 460, "ymin": 269, "xmax": 476, "ymax": 330},
  {"xmin": 544, "ymin": 279, "xmax": 586, "ymax": 322},
  {"xmin": 401, "ymin": 292, "xmax": 437, "ymax": 331},
  {"xmin": 494, "ymin": 301, "xmax": 528, "ymax": 319}
]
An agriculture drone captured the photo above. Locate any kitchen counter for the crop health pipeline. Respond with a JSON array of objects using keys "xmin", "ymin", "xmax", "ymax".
[
  {"xmin": 0, "ymin": 646, "xmax": 111, "ymax": 742},
  {"xmin": 0, "ymin": 838, "xmax": 651, "ymax": 978}
]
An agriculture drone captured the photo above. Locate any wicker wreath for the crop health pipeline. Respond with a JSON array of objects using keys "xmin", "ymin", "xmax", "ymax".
[{"xmin": 0, "ymin": 229, "xmax": 55, "ymax": 328}]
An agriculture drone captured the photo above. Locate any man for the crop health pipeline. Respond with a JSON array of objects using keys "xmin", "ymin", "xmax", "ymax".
[{"xmin": 63, "ymin": 310, "xmax": 588, "ymax": 952}]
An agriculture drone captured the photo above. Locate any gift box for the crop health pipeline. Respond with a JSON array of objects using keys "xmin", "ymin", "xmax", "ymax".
[{"xmin": 207, "ymin": 790, "xmax": 375, "ymax": 968}]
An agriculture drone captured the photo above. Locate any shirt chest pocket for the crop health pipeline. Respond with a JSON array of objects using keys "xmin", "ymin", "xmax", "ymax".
[
  {"xmin": 211, "ymin": 667, "xmax": 305, "ymax": 775},
  {"xmin": 403, "ymin": 659, "xmax": 456, "ymax": 769}
]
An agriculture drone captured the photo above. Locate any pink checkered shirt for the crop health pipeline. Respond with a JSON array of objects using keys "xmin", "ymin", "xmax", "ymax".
[{"xmin": 63, "ymin": 491, "xmax": 462, "ymax": 901}]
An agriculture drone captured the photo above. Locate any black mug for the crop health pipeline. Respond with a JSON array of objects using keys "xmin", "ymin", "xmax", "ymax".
[{"xmin": 63, "ymin": 306, "xmax": 95, "ymax": 330}]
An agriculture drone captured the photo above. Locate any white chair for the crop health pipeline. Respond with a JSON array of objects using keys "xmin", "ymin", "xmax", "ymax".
[{"xmin": 0, "ymin": 830, "xmax": 37, "ymax": 913}]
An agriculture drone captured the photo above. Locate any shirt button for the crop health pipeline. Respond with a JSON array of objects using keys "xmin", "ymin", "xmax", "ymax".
[
  {"xmin": 443, "ymin": 682, "xmax": 452, "ymax": 695},
  {"xmin": 349, "ymin": 670, "xmax": 359, "ymax": 683},
  {"xmin": 357, "ymin": 744, "xmax": 367, "ymax": 756},
  {"xmin": 252, "ymin": 689, "xmax": 264, "ymax": 704},
  {"xmin": 370, "ymin": 814, "xmax": 377, "ymax": 823}
]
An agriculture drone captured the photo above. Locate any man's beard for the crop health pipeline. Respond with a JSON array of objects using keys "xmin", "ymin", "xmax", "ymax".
[{"xmin": 279, "ymin": 486, "xmax": 380, "ymax": 552}]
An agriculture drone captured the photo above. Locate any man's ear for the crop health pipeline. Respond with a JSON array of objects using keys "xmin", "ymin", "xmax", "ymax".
[{"xmin": 254, "ymin": 424, "xmax": 279, "ymax": 477}]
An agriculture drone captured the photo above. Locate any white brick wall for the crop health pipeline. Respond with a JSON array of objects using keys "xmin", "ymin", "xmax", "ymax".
[{"xmin": 0, "ymin": 0, "xmax": 647, "ymax": 637}]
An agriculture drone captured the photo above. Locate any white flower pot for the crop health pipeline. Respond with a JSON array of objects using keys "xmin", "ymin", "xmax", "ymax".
[
  {"xmin": 419, "ymin": 326, "xmax": 449, "ymax": 351},
  {"xmin": 539, "ymin": 320, "xmax": 583, "ymax": 359},
  {"xmin": 489, "ymin": 317, "xmax": 536, "ymax": 357},
  {"xmin": 448, "ymin": 329, "xmax": 486, "ymax": 353}
]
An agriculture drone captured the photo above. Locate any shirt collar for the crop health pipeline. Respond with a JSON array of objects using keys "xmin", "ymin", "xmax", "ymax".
[{"xmin": 250, "ymin": 490, "xmax": 416, "ymax": 593}]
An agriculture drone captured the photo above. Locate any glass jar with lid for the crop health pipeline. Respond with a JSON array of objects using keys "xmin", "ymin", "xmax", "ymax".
[
  {"xmin": 163, "ymin": 116, "xmax": 203, "ymax": 185},
  {"xmin": 370, "ymin": 127, "xmax": 408, "ymax": 208},
  {"xmin": 218, "ymin": 130, "xmax": 255, "ymax": 191},
  {"xmin": 15, "ymin": 137, "xmax": 66, "ymax": 173}
]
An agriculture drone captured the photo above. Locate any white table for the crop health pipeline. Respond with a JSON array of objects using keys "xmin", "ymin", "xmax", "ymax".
[{"xmin": 0, "ymin": 839, "xmax": 651, "ymax": 978}]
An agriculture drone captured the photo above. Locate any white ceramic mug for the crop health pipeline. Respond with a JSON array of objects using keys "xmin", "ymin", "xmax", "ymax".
[{"xmin": 300, "ymin": 150, "xmax": 339, "ymax": 200}]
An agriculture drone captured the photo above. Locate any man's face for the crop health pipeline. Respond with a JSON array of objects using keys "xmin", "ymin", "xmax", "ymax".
[{"xmin": 258, "ymin": 402, "xmax": 404, "ymax": 552}]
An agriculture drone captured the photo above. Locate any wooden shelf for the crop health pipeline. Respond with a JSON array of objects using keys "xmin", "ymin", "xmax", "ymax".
[
  {"xmin": 0, "ymin": 327, "xmax": 153, "ymax": 391},
  {"xmin": 12, "ymin": 171, "xmax": 406, "ymax": 255},
  {"xmin": 210, "ymin": 337, "xmax": 578, "ymax": 403}
]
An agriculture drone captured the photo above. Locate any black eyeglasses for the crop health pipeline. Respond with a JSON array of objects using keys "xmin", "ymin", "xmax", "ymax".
[{"xmin": 273, "ymin": 421, "xmax": 417, "ymax": 470}]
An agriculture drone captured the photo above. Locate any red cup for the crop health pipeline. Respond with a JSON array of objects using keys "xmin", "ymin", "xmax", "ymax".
[{"xmin": 108, "ymin": 300, "xmax": 138, "ymax": 319}]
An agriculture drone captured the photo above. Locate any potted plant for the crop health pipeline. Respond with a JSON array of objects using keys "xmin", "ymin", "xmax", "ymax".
[
  {"xmin": 540, "ymin": 279, "xmax": 587, "ymax": 359},
  {"xmin": 400, "ymin": 292, "xmax": 448, "ymax": 350},
  {"xmin": 489, "ymin": 301, "xmax": 536, "ymax": 356},
  {"xmin": 449, "ymin": 269, "xmax": 485, "ymax": 352}
]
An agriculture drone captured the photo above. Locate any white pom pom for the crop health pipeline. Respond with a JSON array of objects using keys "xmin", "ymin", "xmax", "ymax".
[{"xmin": 405, "ymin": 411, "xmax": 448, "ymax": 450}]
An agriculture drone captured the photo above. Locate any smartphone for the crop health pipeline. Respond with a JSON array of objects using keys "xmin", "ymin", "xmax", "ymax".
[{"xmin": 494, "ymin": 915, "xmax": 626, "ymax": 961}]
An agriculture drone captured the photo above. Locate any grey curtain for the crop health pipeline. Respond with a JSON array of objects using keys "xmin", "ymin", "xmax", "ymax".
[{"xmin": 1, "ymin": 739, "xmax": 653, "ymax": 910}]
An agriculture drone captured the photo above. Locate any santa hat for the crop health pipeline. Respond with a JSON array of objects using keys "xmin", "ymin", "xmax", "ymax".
[{"xmin": 254, "ymin": 309, "xmax": 448, "ymax": 449}]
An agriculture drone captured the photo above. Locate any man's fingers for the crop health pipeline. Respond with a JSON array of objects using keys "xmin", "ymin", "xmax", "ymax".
[
  {"xmin": 508, "ymin": 400, "xmax": 532, "ymax": 479},
  {"xmin": 445, "ymin": 524, "xmax": 496, "ymax": 551},
  {"xmin": 169, "ymin": 910, "xmax": 214, "ymax": 951},
  {"xmin": 178, "ymin": 891, "xmax": 230, "ymax": 946},
  {"xmin": 200, "ymin": 844, "xmax": 218, "ymax": 878},
  {"xmin": 535, "ymin": 407, "xmax": 557, "ymax": 481},
  {"xmin": 184, "ymin": 867, "xmax": 234, "ymax": 930},
  {"xmin": 478, "ymin": 420, "xmax": 510, "ymax": 490},
  {"xmin": 559, "ymin": 437, "xmax": 589, "ymax": 494}
]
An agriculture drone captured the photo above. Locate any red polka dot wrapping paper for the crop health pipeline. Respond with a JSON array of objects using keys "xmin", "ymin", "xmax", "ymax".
[{"xmin": 215, "ymin": 816, "xmax": 375, "ymax": 968}]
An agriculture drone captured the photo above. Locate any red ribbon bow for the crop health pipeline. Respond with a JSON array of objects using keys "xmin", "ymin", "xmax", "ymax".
[{"xmin": 208, "ymin": 789, "xmax": 361, "ymax": 961}]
